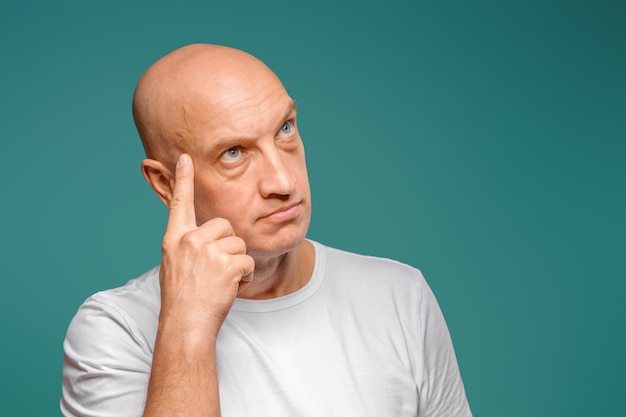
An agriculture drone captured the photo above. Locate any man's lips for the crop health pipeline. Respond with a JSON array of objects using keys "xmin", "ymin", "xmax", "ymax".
[{"xmin": 260, "ymin": 202, "xmax": 302, "ymax": 222}]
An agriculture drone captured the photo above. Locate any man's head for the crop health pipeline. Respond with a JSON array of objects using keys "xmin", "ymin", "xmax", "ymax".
[{"xmin": 133, "ymin": 44, "xmax": 311, "ymax": 258}]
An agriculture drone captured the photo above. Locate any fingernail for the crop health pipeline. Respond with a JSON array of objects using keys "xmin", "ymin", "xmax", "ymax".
[{"xmin": 177, "ymin": 154, "xmax": 189, "ymax": 168}]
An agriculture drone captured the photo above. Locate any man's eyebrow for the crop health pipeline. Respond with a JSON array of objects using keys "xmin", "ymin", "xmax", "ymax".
[
  {"xmin": 260, "ymin": 99, "xmax": 298, "ymax": 132},
  {"xmin": 204, "ymin": 100, "xmax": 299, "ymax": 156},
  {"xmin": 283, "ymin": 100, "xmax": 298, "ymax": 120}
]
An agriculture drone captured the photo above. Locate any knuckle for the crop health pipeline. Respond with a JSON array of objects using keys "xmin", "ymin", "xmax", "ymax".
[
  {"xmin": 179, "ymin": 230, "xmax": 203, "ymax": 249},
  {"xmin": 213, "ymin": 217, "xmax": 229, "ymax": 226},
  {"xmin": 210, "ymin": 217, "xmax": 233, "ymax": 233},
  {"xmin": 236, "ymin": 255, "xmax": 255, "ymax": 277},
  {"xmin": 231, "ymin": 237, "xmax": 247, "ymax": 253},
  {"xmin": 168, "ymin": 194, "xmax": 187, "ymax": 210},
  {"xmin": 213, "ymin": 249, "xmax": 228, "ymax": 262},
  {"xmin": 161, "ymin": 233, "xmax": 177, "ymax": 250}
]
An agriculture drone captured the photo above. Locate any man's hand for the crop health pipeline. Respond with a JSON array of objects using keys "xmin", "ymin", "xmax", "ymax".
[
  {"xmin": 158, "ymin": 153, "xmax": 255, "ymax": 338},
  {"xmin": 143, "ymin": 153, "xmax": 254, "ymax": 417}
]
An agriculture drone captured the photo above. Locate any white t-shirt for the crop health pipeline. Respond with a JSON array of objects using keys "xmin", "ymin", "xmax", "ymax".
[{"xmin": 62, "ymin": 241, "xmax": 471, "ymax": 416}]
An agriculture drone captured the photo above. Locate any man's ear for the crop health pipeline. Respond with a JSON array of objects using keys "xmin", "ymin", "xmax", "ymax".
[{"xmin": 141, "ymin": 159, "xmax": 174, "ymax": 207}]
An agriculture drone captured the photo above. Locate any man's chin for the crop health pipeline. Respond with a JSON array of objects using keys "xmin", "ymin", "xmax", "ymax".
[
  {"xmin": 245, "ymin": 230, "xmax": 308, "ymax": 260},
  {"xmin": 245, "ymin": 214, "xmax": 311, "ymax": 259}
]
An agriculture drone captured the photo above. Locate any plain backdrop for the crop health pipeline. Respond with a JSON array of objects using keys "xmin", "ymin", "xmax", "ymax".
[{"xmin": 1, "ymin": 0, "xmax": 624, "ymax": 415}]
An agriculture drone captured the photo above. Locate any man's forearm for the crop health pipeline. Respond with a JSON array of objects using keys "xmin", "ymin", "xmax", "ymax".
[{"xmin": 143, "ymin": 329, "xmax": 221, "ymax": 417}]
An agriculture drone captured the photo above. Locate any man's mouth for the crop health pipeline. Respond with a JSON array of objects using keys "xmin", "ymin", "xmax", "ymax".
[{"xmin": 260, "ymin": 202, "xmax": 302, "ymax": 222}]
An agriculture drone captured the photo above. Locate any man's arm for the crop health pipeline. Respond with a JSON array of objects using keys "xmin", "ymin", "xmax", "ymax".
[
  {"xmin": 142, "ymin": 154, "xmax": 254, "ymax": 417},
  {"xmin": 417, "ymin": 279, "xmax": 472, "ymax": 417}
]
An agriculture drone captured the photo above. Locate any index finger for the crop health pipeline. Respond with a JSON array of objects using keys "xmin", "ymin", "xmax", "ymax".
[{"xmin": 166, "ymin": 153, "xmax": 197, "ymax": 232}]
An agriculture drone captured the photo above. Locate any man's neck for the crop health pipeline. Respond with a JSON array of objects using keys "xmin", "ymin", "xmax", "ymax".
[{"xmin": 237, "ymin": 240, "xmax": 315, "ymax": 300}]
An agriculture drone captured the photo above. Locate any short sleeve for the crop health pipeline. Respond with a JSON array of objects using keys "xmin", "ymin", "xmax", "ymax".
[
  {"xmin": 61, "ymin": 297, "xmax": 152, "ymax": 417},
  {"xmin": 417, "ymin": 280, "xmax": 472, "ymax": 417}
]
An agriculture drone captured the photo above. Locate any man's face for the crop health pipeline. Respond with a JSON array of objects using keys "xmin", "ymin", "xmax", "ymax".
[{"xmin": 182, "ymin": 76, "xmax": 311, "ymax": 259}]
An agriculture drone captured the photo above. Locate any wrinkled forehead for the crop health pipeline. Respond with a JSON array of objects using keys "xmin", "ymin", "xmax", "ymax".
[
  {"xmin": 134, "ymin": 44, "xmax": 296, "ymax": 165},
  {"xmin": 181, "ymin": 79, "xmax": 296, "ymax": 155}
]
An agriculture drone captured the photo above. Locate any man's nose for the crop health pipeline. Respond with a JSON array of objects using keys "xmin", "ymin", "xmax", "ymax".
[{"xmin": 259, "ymin": 148, "xmax": 296, "ymax": 197}]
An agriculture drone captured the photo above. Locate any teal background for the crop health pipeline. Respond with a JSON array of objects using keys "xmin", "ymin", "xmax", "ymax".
[{"xmin": 1, "ymin": 0, "xmax": 624, "ymax": 415}]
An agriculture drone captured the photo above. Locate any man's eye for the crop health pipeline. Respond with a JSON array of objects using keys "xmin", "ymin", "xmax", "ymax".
[
  {"xmin": 220, "ymin": 147, "xmax": 241, "ymax": 162},
  {"xmin": 280, "ymin": 121, "xmax": 293, "ymax": 135}
]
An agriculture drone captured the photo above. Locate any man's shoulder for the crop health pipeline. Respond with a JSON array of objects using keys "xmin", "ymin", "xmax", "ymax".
[
  {"xmin": 318, "ymin": 241, "xmax": 423, "ymax": 275},
  {"xmin": 62, "ymin": 268, "xmax": 160, "ymax": 415},
  {"xmin": 86, "ymin": 265, "xmax": 161, "ymax": 311},
  {"xmin": 68, "ymin": 265, "xmax": 161, "ymax": 337},
  {"xmin": 314, "ymin": 241, "xmax": 426, "ymax": 292}
]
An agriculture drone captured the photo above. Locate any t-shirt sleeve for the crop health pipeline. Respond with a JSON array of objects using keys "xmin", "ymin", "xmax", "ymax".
[
  {"xmin": 61, "ymin": 297, "xmax": 152, "ymax": 417},
  {"xmin": 416, "ymin": 278, "xmax": 472, "ymax": 417}
]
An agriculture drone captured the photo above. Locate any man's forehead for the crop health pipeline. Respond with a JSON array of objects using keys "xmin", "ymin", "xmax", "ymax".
[
  {"xmin": 133, "ymin": 44, "xmax": 296, "ymax": 164},
  {"xmin": 197, "ymin": 94, "xmax": 297, "ymax": 142}
]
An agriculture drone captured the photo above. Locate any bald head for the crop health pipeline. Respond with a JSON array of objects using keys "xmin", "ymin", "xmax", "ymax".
[{"xmin": 132, "ymin": 44, "xmax": 287, "ymax": 166}]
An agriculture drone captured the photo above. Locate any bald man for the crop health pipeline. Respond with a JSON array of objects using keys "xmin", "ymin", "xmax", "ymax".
[{"xmin": 62, "ymin": 44, "xmax": 471, "ymax": 417}]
